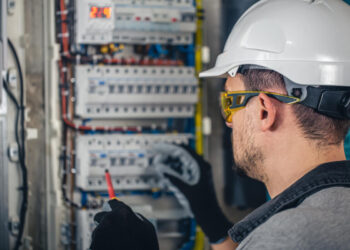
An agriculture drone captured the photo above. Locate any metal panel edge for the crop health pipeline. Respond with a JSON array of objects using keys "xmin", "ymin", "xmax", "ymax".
[
  {"xmin": 0, "ymin": 0, "xmax": 8, "ymax": 248},
  {"xmin": 0, "ymin": 116, "xmax": 9, "ymax": 249}
]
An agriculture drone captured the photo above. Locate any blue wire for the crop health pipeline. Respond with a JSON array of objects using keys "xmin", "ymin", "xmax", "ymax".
[
  {"xmin": 155, "ymin": 44, "xmax": 168, "ymax": 56},
  {"xmin": 81, "ymin": 191, "xmax": 88, "ymax": 206},
  {"xmin": 187, "ymin": 44, "xmax": 195, "ymax": 66},
  {"xmin": 167, "ymin": 118, "xmax": 174, "ymax": 130},
  {"xmin": 180, "ymin": 219, "xmax": 197, "ymax": 250},
  {"xmin": 152, "ymin": 191, "xmax": 162, "ymax": 199},
  {"xmin": 176, "ymin": 45, "xmax": 195, "ymax": 66},
  {"xmin": 82, "ymin": 118, "xmax": 92, "ymax": 126}
]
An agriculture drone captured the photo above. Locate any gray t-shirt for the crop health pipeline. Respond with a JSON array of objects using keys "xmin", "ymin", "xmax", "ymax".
[{"xmin": 237, "ymin": 187, "xmax": 350, "ymax": 250}]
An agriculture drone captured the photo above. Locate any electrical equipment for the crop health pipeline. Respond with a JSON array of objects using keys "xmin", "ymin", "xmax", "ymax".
[
  {"xmin": 76, "ymin": 0, "xmax": 196, "ymax": 44},
  {"xmin": 76, "ymin": 210, "xmax": 95, "ymax": 250},
  {"xmin": 75, "ymin": 133, "xmax": 192, "ymax": 191},
  {"xmin": 89, "ymin": 6, "xmax": 112, "ymax": 19},
  {"xmin": 79, "ymin": 103, "xmax": 195, "ymax": 119},
  {"xmin": 75, "ymin": 65, "xmax": 198, "ymax": 118},
  {"xmin": 76, "ymin": 197, "xmax": 193, "ymax": 250},
  {"xmin": 56, "ymin": 0, "xmax": 201, "ymax": 248}
]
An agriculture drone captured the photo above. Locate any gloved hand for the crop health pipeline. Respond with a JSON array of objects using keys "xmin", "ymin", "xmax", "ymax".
[
  {"xmin": 90, "ymin": 199, "xmax": 159, "ymax": 250},
  {"xmin": 152, "ymin": 144, "xmax": 233, "ymax": 243}
]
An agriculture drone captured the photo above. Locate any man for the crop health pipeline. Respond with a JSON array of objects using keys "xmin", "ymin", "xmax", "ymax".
[{"xmin": 90, "ymin": 0, "xmax": 350, "ymax": 249}]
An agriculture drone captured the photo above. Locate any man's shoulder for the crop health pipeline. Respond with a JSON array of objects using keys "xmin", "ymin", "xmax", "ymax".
[
  {"xmin": 255, "ymin": 186, "xmax": 350, "ymax": 234},
  {"xmin": 264, "ymin": 186, "xmax": 350, "ymax": 226},
  {"xmin": 237, "ymin": 187, "xmax": 350, "ymax": 250}
]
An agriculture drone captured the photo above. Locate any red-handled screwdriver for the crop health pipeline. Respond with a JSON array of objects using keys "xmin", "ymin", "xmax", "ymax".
[{"xmin": 105, "ymin": 169, "xmax": 118, "ymax": 200}]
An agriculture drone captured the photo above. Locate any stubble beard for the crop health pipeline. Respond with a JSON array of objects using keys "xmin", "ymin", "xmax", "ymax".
[{"xmin": 232, "ymin": 117, "xmax": 267, "ymax": 182}]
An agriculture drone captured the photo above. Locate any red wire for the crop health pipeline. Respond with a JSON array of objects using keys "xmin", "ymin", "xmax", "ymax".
[
  {"xmin": 56, "ymin": 2, "xmax": 139, "ymax": 133},
  {"xmin": 57, "ymin": 3, "xmax": 177, "ymax": 132},
  {"xmin": 59, "ymin": 60, "xmax": 140, "ymax": 132},
  {"xmin": 59, "ymin": 0, "xmax": 69, "ymax": 55}
]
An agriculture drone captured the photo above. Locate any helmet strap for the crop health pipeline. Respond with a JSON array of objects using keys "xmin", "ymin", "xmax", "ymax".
[
  {"xmin": 301, "ymin": 86, "xmax": 350, "ymax": 120},
  {"xmin": 284, "ymin": 76, "xmax": 350, "ymax": 119}
]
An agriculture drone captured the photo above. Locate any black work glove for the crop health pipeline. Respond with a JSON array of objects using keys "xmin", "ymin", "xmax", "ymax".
[
  {"xmin": 90, "ymin": 199, "xmax": 159, "ymax": 250},
  {"xmin": 152, "ymin": 144, "xmax": 233, "ymax": 243}
]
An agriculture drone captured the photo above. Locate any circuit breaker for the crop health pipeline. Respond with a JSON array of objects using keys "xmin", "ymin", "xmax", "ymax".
[
  {"xmin": 75, "ymin": 65, "xmax": 198, "ymax": 118},
  {"xmin": 76, "ymin": 0, "xmax": 196, "ymax": 44},
  {"xmin": 75, "ymin": 133, "xmax": 192, "ymax": 190}
]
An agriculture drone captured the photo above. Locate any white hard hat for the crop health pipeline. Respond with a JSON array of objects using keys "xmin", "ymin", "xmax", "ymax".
[{"xmin": 200, "ymin": 0, "xmax": 350, "ymax": 87}]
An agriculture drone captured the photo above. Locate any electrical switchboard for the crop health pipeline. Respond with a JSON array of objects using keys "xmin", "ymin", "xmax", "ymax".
[{"xmin": 56, "ymin": 0, "xmax": 202, "ymax": 248}]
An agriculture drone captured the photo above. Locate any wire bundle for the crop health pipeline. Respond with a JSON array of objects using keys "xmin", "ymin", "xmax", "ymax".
[{"xmin": 3, "ymin": 39, "xmax": 28, "ymax": 250}]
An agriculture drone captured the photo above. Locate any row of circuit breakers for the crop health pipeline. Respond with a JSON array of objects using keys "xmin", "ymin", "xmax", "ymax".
[
  {"xmin": 76, "ymin": 66, "xmax": 197, "ymax": 118},
  {"xmin": 76, "ymin": 0, "xmax": 196, "ymax": 44},
  {"xmin": 76, "ymin": 134, "xmax": 192, "ymax": 191},
  {"xmin": 69, "ymin": 0, "xmax": 199, "ymax": 249}
]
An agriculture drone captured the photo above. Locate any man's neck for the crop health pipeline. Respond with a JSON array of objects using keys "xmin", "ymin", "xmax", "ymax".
[{"xmin": 263, "ymin": 140, "xmax": 346, "ymax": 198}]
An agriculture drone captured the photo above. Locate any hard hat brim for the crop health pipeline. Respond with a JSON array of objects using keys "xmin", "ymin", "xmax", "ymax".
[{"xmin": 199, "ymin": 65, "xmax": 233, "ymax": 78}]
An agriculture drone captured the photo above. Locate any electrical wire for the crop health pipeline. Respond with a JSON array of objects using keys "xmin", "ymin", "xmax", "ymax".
[
  {"xmin": 56, "ymin": 0, "xmax": 184, "ymax": 65},
  {"xmin": 59, "ymin": 0, "xmax": 69, "ymax": 55},
  {"xmin": 55, "ymin": 5, "xmax": 199, "ymax": 248},
  {"xmin": 3, "ymin": 39, "xmax": 28, "ymax": 250},
  {"xmin": 60, "ymin": 125, "xmax": 81, "ymax": 209},
  {"xmin": 58, "ymin": 60, "xmax": 141, "ymax": 132},
  {"xmin": 57, "ymin": 60, "xmax": 141, "ymax": 209}
]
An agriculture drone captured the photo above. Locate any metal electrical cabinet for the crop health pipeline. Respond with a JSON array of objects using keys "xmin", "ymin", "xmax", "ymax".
[{"xmin": 53, "ymin": 0, "xmax": 204, "ymax": 249}]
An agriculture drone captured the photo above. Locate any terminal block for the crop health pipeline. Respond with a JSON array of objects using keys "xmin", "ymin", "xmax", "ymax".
[{"xmin": 75, "ymin": 65, "xmax": 198, "ymax": 119}]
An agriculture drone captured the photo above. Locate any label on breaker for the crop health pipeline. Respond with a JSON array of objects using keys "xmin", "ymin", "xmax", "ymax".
[
  {"xmin": 75, "ymin": 65, "xmax": 198, "ymax": 119},
  {"xmin": 76, "ymin": 0, "xmax": 196, "ymax": 44},
  {"xmin": 75, "ymin": 133, "xmax": 192, "ymax": 191}
]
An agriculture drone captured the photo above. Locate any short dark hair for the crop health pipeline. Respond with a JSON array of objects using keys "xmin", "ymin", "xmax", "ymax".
[{"xmin": 240, "ymin": 69, "xmax": 350, "ymax": 146}]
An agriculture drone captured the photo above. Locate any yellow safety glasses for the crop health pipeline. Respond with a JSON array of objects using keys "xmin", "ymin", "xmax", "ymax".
[{"xmin": 220, "ymin": 91, "xmax": 301, "ymax": 123}]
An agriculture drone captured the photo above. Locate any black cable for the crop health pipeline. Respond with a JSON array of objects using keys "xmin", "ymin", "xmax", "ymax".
[
  {"xmin": 7, "ymin": 39, "xmax": 28, "ymax": 250},
  {"xmin": 3, "ymin": 82, "xmax": 21, "ymax": 148},
  {"xmin": 3, "ymin": 79, "xmax": 27, "ymax": 249},
  {"xmin": 8, "ymin": 40, "xmax": 25, "ymax": 157}
]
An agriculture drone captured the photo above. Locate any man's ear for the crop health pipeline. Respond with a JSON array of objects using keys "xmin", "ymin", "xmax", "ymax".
[{"xmin": 257, "ymin": 93, "xmax": 277, "ymax": 132}]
